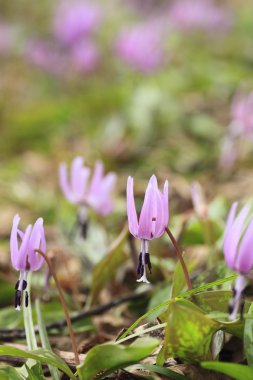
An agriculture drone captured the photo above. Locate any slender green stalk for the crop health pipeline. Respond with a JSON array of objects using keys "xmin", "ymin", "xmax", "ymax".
[
  {"xmin": 35, "ymin": 299, "xmax": 61, "ymax": 380},
  {"xmin": 36, "ymin": 249, "xmax": 80, "ymax": 365},
  {"xmin": 23, "ymin": 273, "xmax": 37, "ymax": 351},
  {"xmin": 165, "ymin": 227, "xmax": 192, "ymax": 290}
]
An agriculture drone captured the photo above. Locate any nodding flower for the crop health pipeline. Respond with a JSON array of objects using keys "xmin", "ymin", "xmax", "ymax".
[
  {"xmin": 126, "ymin": 175, "xmax": 169, "ymax": 283},
  {"xmin": 10, "ymin": 215, "xmax": 46, "ymax": 310},
  {"xmin": 223, "ymin": 202, "xmax": 253, "ymax": 320}
]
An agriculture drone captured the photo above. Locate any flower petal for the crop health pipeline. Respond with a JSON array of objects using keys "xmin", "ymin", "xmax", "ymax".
[
  {"xmin": 126, "ymin": 176, "xmax": 139, "ymax": 237},
  {"xmin": 10, "ymin": 214, "xmax": 21, "ymax": 270},
  {"xmin": 138, "ymin": 177, "xmax": 157, "ymax": 240},
  {"xmin": 28, "ymin": 218, "xmax": 45, "ymax": 271},
  {"xmin": 223, "ymin": 203, "xmax": 249, "ymax": 269},
  {"xmin": 235, "ymin": 216, "xmax": 253, "ymax": 274},
  {"xmin": 16, "ymin": 224, "xmax": 32, "ymax": 270},
  {"xmin": 59, "ymin": 162, "xmax": 76, "ymax": 203}
]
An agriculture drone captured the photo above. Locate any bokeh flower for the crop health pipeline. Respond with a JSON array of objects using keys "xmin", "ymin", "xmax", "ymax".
[
  {"xmin": 70, "ymin": 40, "xmax": 99, "ymax": 73},
  {"xmin": 10, "ymin": 215, "xmax": 46, "ymax": 310},
  {"xmin": 59, "ymin": 157, "xmax": 116, "ymax": 216},
  {"xmin": 53, "ymin": 1, "xmax": 101, "ymax": 46},
  {"xmin": 168, "ymin": 0, "xmax": 232, "ymax": 33},
  {"xmin": 230, "ymin": 91, "xmax": 253, "ymax": 137},
  {"xmin": 223, "ymin": 202, "xmax": 253, "ymax": 319},
  {"xmin": 127, "ymin": 175, "xmax": 169, "ymax": 283},
  {"xmin": 115, "ymin": 22, "xmax": 166, "ymax": 72}
]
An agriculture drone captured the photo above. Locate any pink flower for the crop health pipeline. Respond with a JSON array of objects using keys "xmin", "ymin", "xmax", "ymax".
[
  {"xmin": 70, "ymin": 40, "xmax": 99, "ymax": 73},
  {"xmin": 223, "ymin": 202, "xmax": 253, "ymax": 320},
  {"xmin": 231, "ymin": 91, "xmax": 253, "ymax": 136},
  {"xmin": 168, "ymin": 0, "xmax": 232, "ymax": 33},
  {"xmin": 10, "ymin": 214, "xmax": 46, "ymax": 310},
  {"xmin": 25, "ymin": 40, "xmax": 66, "ymax": 75},
  {"xmin": 115, "ymin": 22, "xmax": 166, "ymax": 72},
  {"xmin": 59, "ymin": 157, "xmax": 116, "ymax": 216},
  {"xmin": 127, "ymin": 175, "xmax": 169, "ymax": 283},
  {"xmin": 53, "ymin": 1, "xmax": 101, "ymax": 46}
]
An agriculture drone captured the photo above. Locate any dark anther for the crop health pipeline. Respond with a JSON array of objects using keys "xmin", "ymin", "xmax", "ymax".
[
  {"xmin": 144, "ymin": 252, "xmax": 152, "ymax": 274},
  {"xmin": 15, "ymin": 280, "xmax": 20, "ymax": 290},
  {"xmin": 25, "ymin": 291, "xmax": 29, "ymax": 307},
  {"xmin": 140, "ymin": 264, "xmax": 144, "ymax": 277},
  {"xmin": 152, "ymin": 217, "xmax": 156, "ymax": 221},
  {"xmin": 232, "ymin": 288, "xmax": 236, "ymax": 297},
  {"xmin": 137, "ymin": 252, "xmax": 142, "ymax": 275},
  {"xmin": 15, "ymin": 290, "xmax": 22, "ymax": 309},
  {"xmin": 22, "ymin": 280, "xmax": 27, "ymax": 290}
]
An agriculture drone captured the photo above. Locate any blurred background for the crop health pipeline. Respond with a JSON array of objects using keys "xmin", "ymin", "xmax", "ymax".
[{"xmin": 0, "ymin": 0, "xmax": 253, "ymax": 314}]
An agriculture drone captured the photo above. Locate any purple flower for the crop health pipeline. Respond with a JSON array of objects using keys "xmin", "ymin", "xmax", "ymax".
[
  {"xmin": 168, "ymin": 0, "xmax": 232, "ymax": 33},
  {"xmin": 10, "ymin": 214, "xmax": 46, "ymax": 310},
  {"xmin": 231, "ymin": 91, "xmax": 253, "ymax": 137},
  {"xmin": 115, "ymin": 22, "xmax": 166, "ymax": 72},
  {"xmin": 59, "ymin": 157, "xmax": 116, "ymax": 216},
  {"xmin": 127, "ymin": 175, "xmax": 169, "ymax": 283},
  {"xmin": 223, "ymin": 202, "xmax": 253, "ymax": 319},
  {"xmin": 53, "ymin": 1, "xmax": 101, "ymax": 46},
  {"xmin": 25, "ymin": 40, "xmax": 66, "ymax": 75},
  {"xmin": 70, "ymin": 40, "xmax": 99, "ymax": 73}
]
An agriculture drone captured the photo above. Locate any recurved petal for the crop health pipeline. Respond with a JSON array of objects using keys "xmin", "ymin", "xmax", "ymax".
[
  {"xmin": 126, "ymin": 176, "xmax": 139, "ymax": 237},
  {"xmin": 59, "ymin": 162, "xmax": 76, "ymax": 203},
  {"xmin": 88, "ymin": 160, "xmax": 103, "ymax": 195},
  {"xmin": 163, "ymin": 180, "xmax": 169, "ymax": 228},
  {"xmin": 10, "ymin": 214, "xmax": 21, "ymax": 269},
  {"xmin": 138, "ymin": 179, "xmax": 157, "ymax": 240},
  {"xmin": 16, "ymin": 224, "xmax": 32, "ymax": 271},
  {"xmin": 28, "ymin": 218, "xmax": 45, "ymax": 271},
  {"xmin": 223, "ymin": 204, "xmax": 249, "ymax": 269},
  {"xmin": 71, "ymin": 156, "xmax": 84, "ymax": 194},
  {"xmin": 235, "ymin": 216, "xmax": 253, "ymax": 274},
  {"xmin": 153, "ymin": 189, "xmax": 164, "ymax": 237}
]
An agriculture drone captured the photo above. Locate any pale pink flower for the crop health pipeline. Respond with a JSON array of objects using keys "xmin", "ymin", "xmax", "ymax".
[
  {"xmin": 168, "ymin": 0, "xmax": 232, "ymax": 33},
  {"xmin": 115, "ymin": 22, "xmax": 166, "ymax": 72},
  {"xmin": 59, "ymin": 157, "xmax": 116, "ymax": 216},
  {"xmin": 231, "ymin": 91, "xmax": 253, "ymax": 136},
  {"xmin": 127, "ymin": 175, "xmax": 169, "ymax": 283},
  {"xmin": 53, "ymin": 1, "xmax": 101, "ymax": 46},
  {"xmin": 70, "ymin": 40, "xmax": 99, "ymax": 73},
  {"xmin": 10, "ymin": 214, "xmax": 46, "ymax": 310}
]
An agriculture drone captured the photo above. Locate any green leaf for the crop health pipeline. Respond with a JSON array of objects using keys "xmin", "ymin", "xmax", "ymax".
[
  {"xmin": 118, "ymin": 275, "xmax": 236, "ymax": 340},
  {"xmin": 164, "ymin": 299, "xmax": 219, "ymax": 362},
  {"xmin": 35, "ymin": 299, "xmax": 61, "ymax": 380},
  {"xmin": 244, "ymin": 302, "xmax": 253, "ymax": 367},
  {"xmin": 201, "ymin": 361, "xmax": 253, "ymax": 380},
  {"xmin": 0, "ymin": 366, "xmax": 23, "ymax": 380},
  {"xmin": 77, "ymin": 337, "xmax": 160, "ymax": 380},
  {"xmin": 130, "ymin": 364, "xmax": 191, "ymax": 379},
  {"xmin": 24, "ymin": 364, "xmax": 44, "ymax": 380},
  {"xmin": 0, "ymin": 346, "xmax": 76, "ymax": 380}
]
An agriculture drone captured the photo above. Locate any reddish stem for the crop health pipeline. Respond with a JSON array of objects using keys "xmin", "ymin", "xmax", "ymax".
[
  {"xmin": 165, "ymin": 227, "xmax": 192, "ymax": 290},
  {"xmin": 36, "ymin": 249, "xmax": 80, "ymax": 365}
]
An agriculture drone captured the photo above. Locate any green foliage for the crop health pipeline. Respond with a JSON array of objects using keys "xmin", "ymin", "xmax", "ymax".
[
  {"xmin": 201, "ymin": 362, "xmax": 253, "ymax": 380},
  {"xmin": 163, "ymin": 299, "xmax": 219, "ymax": 362},
  {"xmin": 77, "ymin": 337, "xmax": 160, "ymax": 380},
  {"xmin": 0, "ymin": 366, "xmax": 22, "ymax": 380},
  {"xmin": 0, "ymin": 346, "xmax": 76, "ymax": 380}
]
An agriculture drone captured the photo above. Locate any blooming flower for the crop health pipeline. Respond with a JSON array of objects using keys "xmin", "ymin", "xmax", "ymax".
[
  {"xmin": 115, "ymin": 22, "xmax": 166, "ymax": 72},
  {"xmin": 53, "ymin": 1, "xmax": 101, "ymax": 46},
  {"xmin": 59, "ymin": 157, "xmax": 116, "ymax": 216},
  {"xmin": 223, "ymin": 202, "xmax": 253, "ymax": 319},
  {"xmin": 10, "ymin": 215, "xmax": 46, "ymax": 310},
  {"xmin": 230, "ymin": 91, "xmax": 253, "ymax": 137},
  {"xmin": 127, "ymin": 175, "xmax": 169, "ymax": 283},
  {"xmin": 168, "ymin": 0, "xmax": 232, "ymax": 33},
  {"xmin": 70, "ymin": 39, "xmax": 99, "ymax": 73}
]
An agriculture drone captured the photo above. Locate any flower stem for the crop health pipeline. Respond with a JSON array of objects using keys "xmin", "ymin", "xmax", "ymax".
[
  {"xmin": 35, "ymin": 249, "xmax": 80, "ymax": 365},
  {"xmin": 165, "ymin": 227, "xmax": 192, "ymax": 290},
  {"xmin": 23, "ymin": 273, "xmax": 37, "ymax": 350}
]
